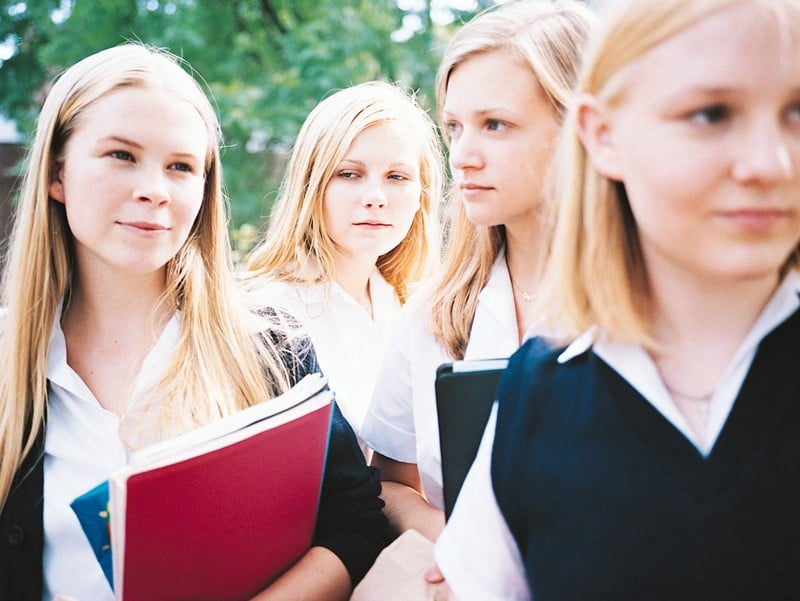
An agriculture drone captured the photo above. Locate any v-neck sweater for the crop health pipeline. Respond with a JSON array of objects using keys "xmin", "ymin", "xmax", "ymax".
[{"xmin": 492, "ymin": 307, "xmax": 800, "ymax": 601}]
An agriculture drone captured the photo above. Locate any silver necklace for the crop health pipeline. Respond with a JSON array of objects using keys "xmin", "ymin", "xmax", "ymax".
[
  {"xmin": 664, "ymin": 383, "xmax": 713, "ymax": 419},
  {"xmin": 510, "ymin": 280, "xmax": 535, "ymax": 302}
]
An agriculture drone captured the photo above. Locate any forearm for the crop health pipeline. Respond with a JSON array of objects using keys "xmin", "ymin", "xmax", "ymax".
[
  {"xmin": 249, "ymin": 546, "xmax": 351, "ymax": 601},
  {"xmin": 380, "ymin": 480, "xmax": 445, "ymax": 541}
]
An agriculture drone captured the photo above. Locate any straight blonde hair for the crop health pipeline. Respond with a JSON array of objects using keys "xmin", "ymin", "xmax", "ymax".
[
  {"xmin": 537, "ymin": 0, "xmax": 800, "ymax": 347},
  {"xmin": 0, "ymin": 44, "xmax": 292, "ymax": 511},
  {"xmin": 243, "ymin": 81, "xmax": 444, "ymax": 304},
  {"xmin": 429, "ymin": 0, "xmax": 594, "ymax": 359}
]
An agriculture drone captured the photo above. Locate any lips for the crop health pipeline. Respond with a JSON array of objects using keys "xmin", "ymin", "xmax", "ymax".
[
  {"xmin": 353, "ymin": 220, "xmax": 391, "ymax": 227},
  {"xmin": 719, "ymin": 208, "xmax": 792, "ymax": 232},
  {"xmin": 459, "ymin": 183, "xmax": 494, "ymax": 197},
  {"xmin": 117, "ymin": 220, "xmax": 169, "ymax": 232},
  {"xmin": 459, "ymin": 182, "xmax": 492, "ymax": 191}
]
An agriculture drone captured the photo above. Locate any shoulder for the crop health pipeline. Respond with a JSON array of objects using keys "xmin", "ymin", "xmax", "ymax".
[
  {"xmin": 396, "ymin": 283, "xmax": 435, "ymax": 324},
  {"xmin": 244, "ymin": 279, "xmax": 307, "ymax": 311},
  {"xmin": 500, "ymin": 337, "xmax": 564, "ymax": 393},
  {"xmin": 493, "ymin": 337, "xmax": 570, "ymax": 430}
]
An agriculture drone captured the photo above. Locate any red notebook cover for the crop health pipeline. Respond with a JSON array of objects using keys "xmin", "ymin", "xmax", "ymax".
[{"xmin": 109, "ymin": 375, "xmax": 333, "ymax": 601}]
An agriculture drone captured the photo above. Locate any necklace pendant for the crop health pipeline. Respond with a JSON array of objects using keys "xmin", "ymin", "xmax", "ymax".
[{"xmin": 521, "ymin": 291, "xmax": 535, "ymax": 302}]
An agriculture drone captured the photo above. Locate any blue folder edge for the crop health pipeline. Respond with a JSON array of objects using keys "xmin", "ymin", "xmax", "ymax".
[{"xmin": 70, "ymin": 479, "xmax": 114, "ymax": 588}]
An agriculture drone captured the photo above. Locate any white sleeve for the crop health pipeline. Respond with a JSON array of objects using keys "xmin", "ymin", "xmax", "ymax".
[
  {"xmin": 360, "ymin": 306, "xmax": 418, "ymax": 463},
  {"xmin": 434, "ymin": 404, "xmax": 532, "ymax": 601}
]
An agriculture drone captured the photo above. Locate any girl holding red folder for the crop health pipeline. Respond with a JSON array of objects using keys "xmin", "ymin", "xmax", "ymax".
[{"xmin": 0, "ymin": 43, "xmax": 391, "ymax": 601}]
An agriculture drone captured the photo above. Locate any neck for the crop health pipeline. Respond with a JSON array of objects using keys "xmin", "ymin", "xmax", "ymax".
[
  {"xmin": 504, "ymin": 218, "xmax": 548, "ymax": 343},
  {"xmin": 331, "ymin": 252, "xmax": 378, "ymax": 316},
  {"xmin": 650, "ymin": 266, "xmax": 778, "ymax": 354},
  {"xmin": 648, "ymin": 260, "xmax": 780, "ymax": 406},
  {"xmin": 60, "ymin": 266, "xmax": 173, "ymax": 414},
  {"xmin": 63, "ymin": 266, "xmax": 172, "ymax": 340},
  {"xmin": 504, "ymin": 219, "xmax": 547, "ymax": 293}
]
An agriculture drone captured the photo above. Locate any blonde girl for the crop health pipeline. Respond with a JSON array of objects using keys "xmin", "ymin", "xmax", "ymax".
[
  {"xmin": 360, "ymin": 0, "xmax": 594, "ymax": 541},
  {"xmin": 436, "ymin": 0, "xmax": 800, "ymax": 598},
  {"xmin": 243, "ymin": 81, "xmax": 442, "ymax": 437},
  {"xmin": 0, "ymin": 43, "xmax": 390, "ymax": 601}
]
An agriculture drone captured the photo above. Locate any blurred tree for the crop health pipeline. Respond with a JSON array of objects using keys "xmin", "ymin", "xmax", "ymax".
[{"xmin": 0, "ymin": 0, "xmax": 495, "ymax": 232}]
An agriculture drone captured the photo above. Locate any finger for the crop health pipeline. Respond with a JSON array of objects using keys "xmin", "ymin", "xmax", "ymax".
[{"xmin": 424, "ymin": 562, "xmax": 445, "ymax": 583}]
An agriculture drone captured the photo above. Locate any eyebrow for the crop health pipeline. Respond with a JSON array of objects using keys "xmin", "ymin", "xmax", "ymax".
[
  {"xmin": 98, "ymin": 135, "xmax": 203, "ymax": 160},
  {"xmin": 339, "ymin": 159, "xmax": 416, "ymax": 169},
  {"xmin": 99, "ymin": 135, "xmax": 143, "ymax": 148},
  {"xmin": 441, "ymin": 107, "xmax": 510, "ymax": 117}
]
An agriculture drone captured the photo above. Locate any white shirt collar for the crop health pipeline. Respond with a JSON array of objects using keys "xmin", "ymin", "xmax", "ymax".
[
  {"xmin": 555, "ymin": 272, "xmax": 800, "ymax": 456},
  {"xmin": 558, "ymin": 272, "xmax": 800, "ymax": 365},
  {"xmin": 475, "ymin": 249, "xmax": 517, "ymax": 329},
  {"xmin": 284, "ymin": 268, "xmax": 397, "ymax": 323}
]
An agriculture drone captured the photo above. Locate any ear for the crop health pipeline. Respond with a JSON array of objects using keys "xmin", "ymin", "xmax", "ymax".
[
  {"xmin": 575, "ymin": 93, "xmax": 624, "ymax": 182},
  {"xmin": 49, "ymin": 163, "xmax": 65, "ymax": 204}
]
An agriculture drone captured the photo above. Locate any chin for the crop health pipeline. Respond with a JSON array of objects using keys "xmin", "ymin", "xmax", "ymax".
[{"xmin": 463, "ymin": 209, "xmax": 501, "ymax": 228}]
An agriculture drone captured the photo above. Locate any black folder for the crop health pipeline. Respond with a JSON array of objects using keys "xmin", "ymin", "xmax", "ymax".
[{"xmin": 435, "ymin": 358, "xmax": 508, "ymax": 519}]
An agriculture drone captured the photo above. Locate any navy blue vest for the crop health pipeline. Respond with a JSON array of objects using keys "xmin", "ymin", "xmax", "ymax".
[{"xmin": 492, "ymin": 309, "xmax": 800, "ymax": 601}]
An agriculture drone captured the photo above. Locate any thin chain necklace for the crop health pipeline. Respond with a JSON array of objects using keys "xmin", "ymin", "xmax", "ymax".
[
  {"xmin": 663, "ymin": 382, "xmax": 713, "ymax": 419},
  {"xmin": 510, "ymin": 279, "xmax": 535, "ymax": 302}
]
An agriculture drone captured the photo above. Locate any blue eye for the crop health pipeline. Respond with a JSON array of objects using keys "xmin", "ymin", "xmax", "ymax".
[
  {"xmin": 443, "ymin": 121, "xmax": 462, "ymax": 140},
  {"xmin": 689, "ymin": 105, "xmax": 729, "ymax": 125},
  {"xmin": 788, "ymin": 102, "xmax": 800, "ymax": 124},
  {"xmin": 170, "ymin": 162, "xmax": 193, "ymax": 173},
  {"xmin": 109, "ymin": 150, "xmax": 134, "ymax": 161},
  {"xmin": 486, "ymin": 119, "xmax": 508, "ymax": 132}
]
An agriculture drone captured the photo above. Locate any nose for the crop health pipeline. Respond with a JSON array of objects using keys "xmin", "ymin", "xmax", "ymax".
[
  {"xmin": 731, "ymin": 119, "xmax": 795, "ymax": 185},
  {"xmin": 134, "ymin": 164, "xmax": 171, "ymax": 206},
  {"xmin": 448, "ymin": 128, "xmax": 484, "ymax": 172},
  {"xmin": 361, "ymin": 180, "xmax": 387, "ymax": 209}
]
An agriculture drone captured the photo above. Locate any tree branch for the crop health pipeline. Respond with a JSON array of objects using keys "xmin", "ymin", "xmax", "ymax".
[{"xmin": 259, "ymin": 0, "xmax": 287, "ymax": 35}]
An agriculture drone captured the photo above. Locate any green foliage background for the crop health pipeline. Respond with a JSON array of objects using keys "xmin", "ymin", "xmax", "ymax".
[{"xmin": 0, "ymin": 0, "xmax": 498, "ymax": 251}]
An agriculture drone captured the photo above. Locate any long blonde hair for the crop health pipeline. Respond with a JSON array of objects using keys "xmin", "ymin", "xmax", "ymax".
[
  {"xmin": 429, "ymin": 0, "xmax": 594, "ymax": 359},
  {"xmin": 243, "ymin": 81, "xmax": 443, "ymax": 304},
  {"xmin": 537, "ymin": 0, "xmax": 800, "ymax": 347},
  {"xmin": 0, "ymin": 43, "xmax": 291, "ymax": 511}
]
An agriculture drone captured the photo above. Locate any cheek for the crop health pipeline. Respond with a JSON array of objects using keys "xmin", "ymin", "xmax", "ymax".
[
  {"xmin": 176, "ymin": 182, "xmax": 207, "ymax": 230},
  {"xmin": 397, "ymin": 184, "xmax": 422, "ymax": 221},
  {"xmin": 321, "ymin": 188, "xmax": 341, "ymax": 230}
]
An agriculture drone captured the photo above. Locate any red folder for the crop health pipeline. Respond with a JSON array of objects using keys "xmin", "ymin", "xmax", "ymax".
[{"xmin": 109, "ymin": 374, "xmax": 333, "ymax": 601}]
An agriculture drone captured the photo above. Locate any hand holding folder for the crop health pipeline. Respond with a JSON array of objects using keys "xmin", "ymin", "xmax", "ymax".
[{"xmin": 72, "ymin": 373, "xmax": 333, "ymax": 601}]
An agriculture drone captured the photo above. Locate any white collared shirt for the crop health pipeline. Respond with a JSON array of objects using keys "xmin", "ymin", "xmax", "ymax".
[
  {"xmin": 436, "ymin": 272, "xmax": 800, "ymax": 601},
  {"xmin": 247, "ymin": 269, "xmax": 399, "ymax": 436},
  {"xmin": 43, "ymin": 307, "xmax": 181, "ymax": 601},
  {"xmin": 361, "ymin": 252, "xmax": 519, "ymax": 510}
]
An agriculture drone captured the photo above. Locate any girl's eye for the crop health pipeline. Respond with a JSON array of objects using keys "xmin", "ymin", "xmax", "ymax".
[
  {"xmin": 337, "ymin": 170, "xmax": 359, "ymax": 179},
  {"xmin": 169, "ymin": 162, "xmax": 193, "ymax": 173},
  {"xmin": 689, "ymin": 105, "xmax": 729, "ymax": 125},
  {"xmin": 443, "ymin": 121, "xmax": 462, "ymax": 140},
  {"xmin": 388, "ymin": 173, "xmax": 410, "ymax": 182},
  {"xmin": 486, "ymin": 119, "xmax": 508, "ymax": 132},
  {"xmin": 109, "ymin": 150, "xmax": 134, "ymax": 161},
  {"xmin": 787, "ymin": 102, "xmax": 800, "ymax": 125}
]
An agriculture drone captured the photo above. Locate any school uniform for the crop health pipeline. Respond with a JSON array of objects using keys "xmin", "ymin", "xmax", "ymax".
[
  {"xmin": 0, "ymin": 306, "xmax": 393, "ymax": 601},
  {"xmin": 361, "ymin": 252, "xmax": 519, "ymax": 510},
  {"xmin": 436, "ymin": 272, "xmax": 800, "ymax": 601},
  {"xmin": 248, "ymin": 270, "xmax": 399, "ymax": 436}
]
